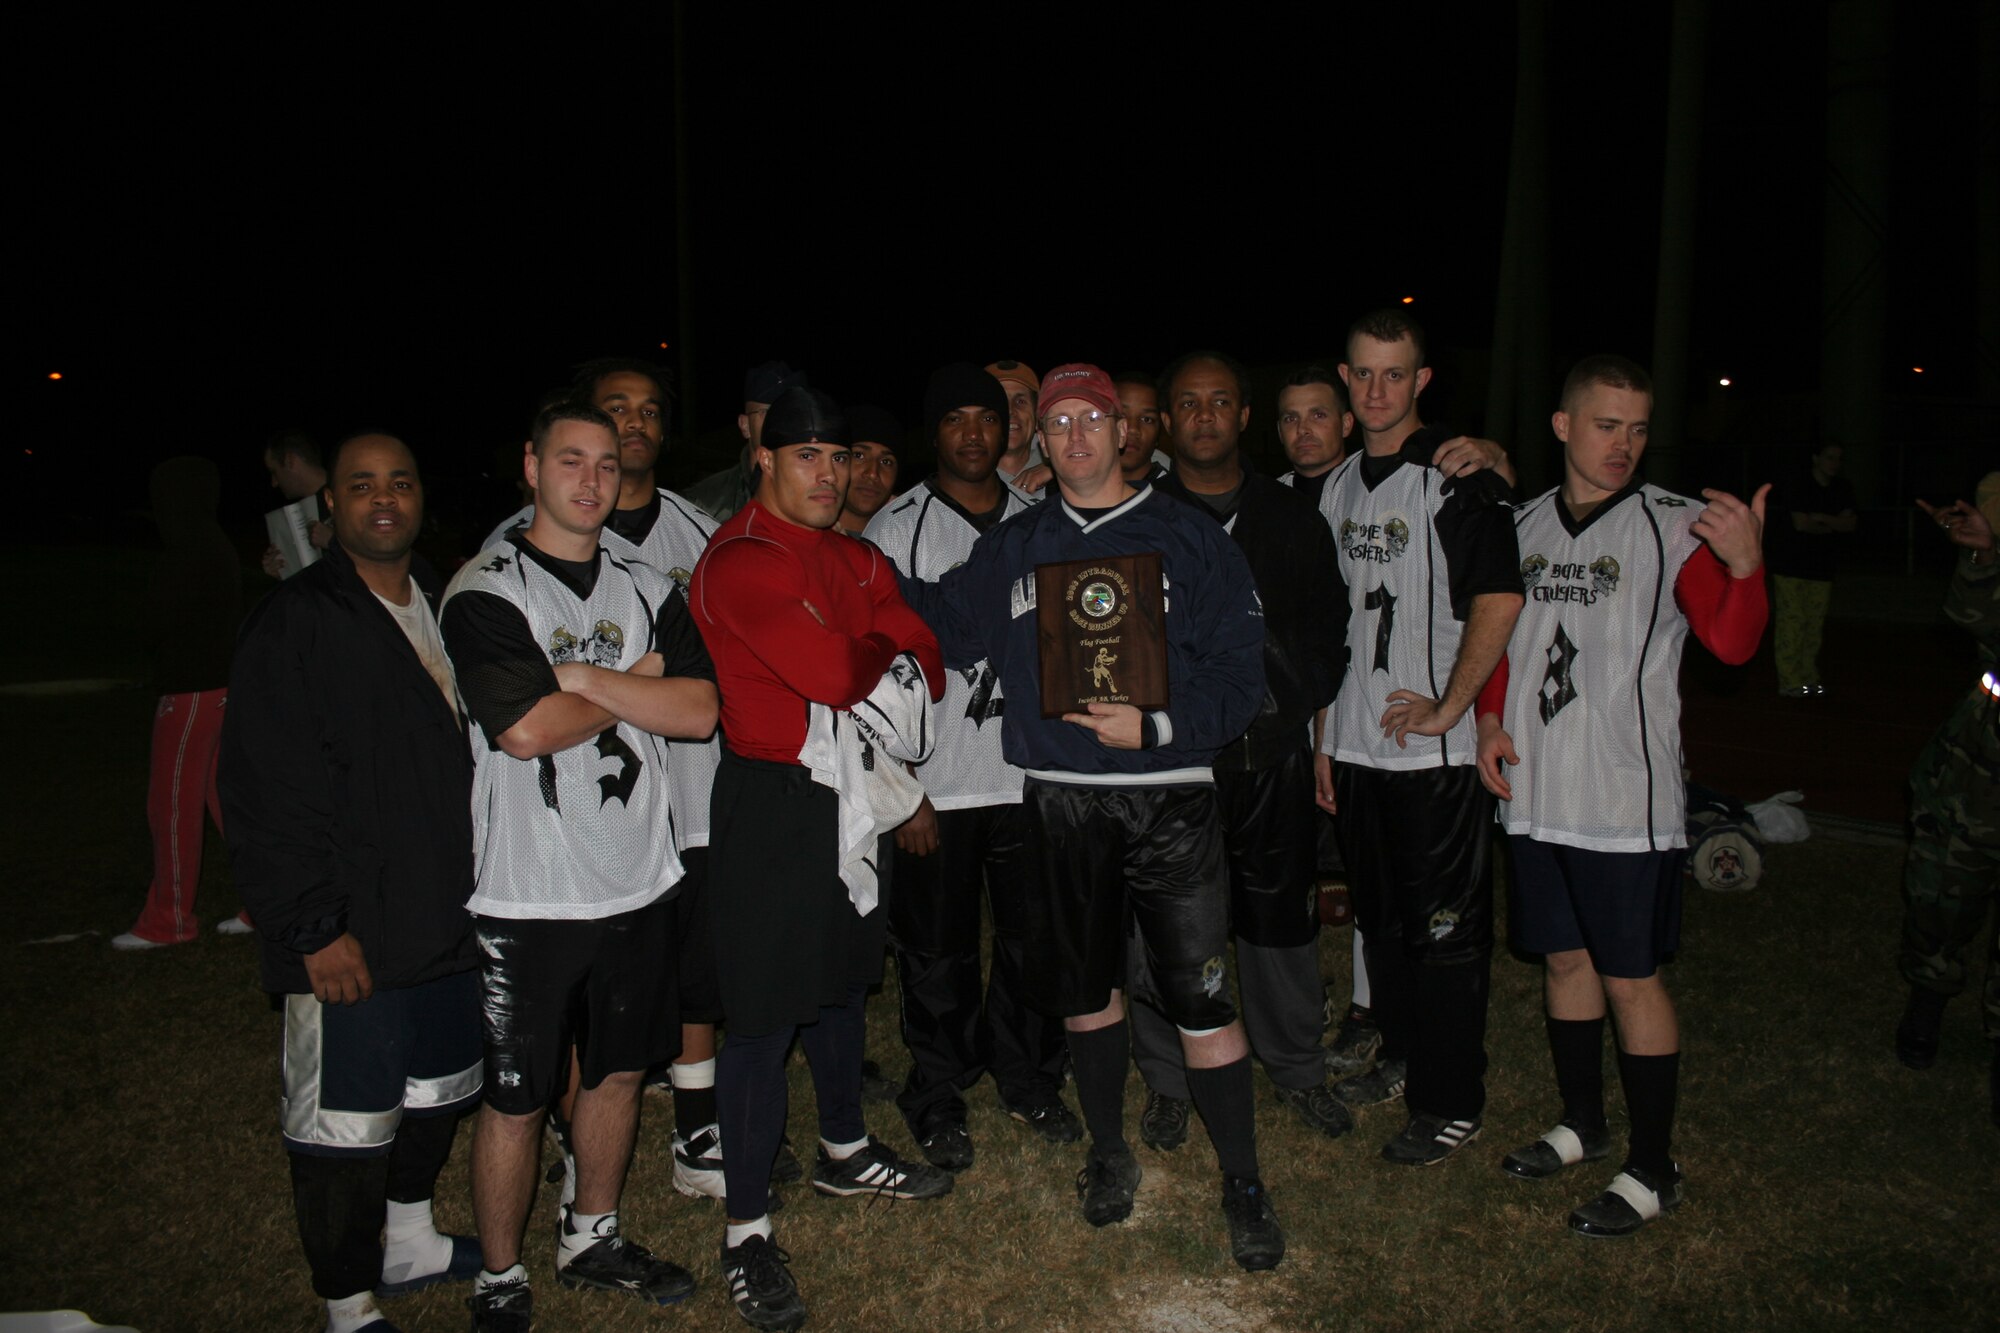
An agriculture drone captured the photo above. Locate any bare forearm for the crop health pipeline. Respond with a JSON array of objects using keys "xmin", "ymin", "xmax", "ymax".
[
  {"xmin": 497, "ymin": 692, "xmax": 615, "ymax": 758},
  {"xmin": 565, "ymin": 665, "xmax": 719, "ymax": 740},
  {"xmin": 1441, "ymin": 593, "xmax": 1523, "ymax": 724}
]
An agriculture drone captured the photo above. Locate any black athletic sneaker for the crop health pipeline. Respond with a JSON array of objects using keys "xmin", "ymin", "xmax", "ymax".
[
  {"xmin": 467, "ymin": 1275, "xmax": 532, "ymax": 1333},
  {"xmin": 1334, "ymin": 1057, "xmax": 1407, "ymax": 1107},
  {"xmin": 1003, "ymin": 1093, "xmax": 1084, "ymax": 1145},
  {"xmin": 554, "ymin": 1210, "xmax": 697, "ymax": 1305},
  {"xmin": 1075, "ymin": 1146, "xmax": 1142, "ymax": 1226},
  {"xmin": 1324, "ymin": 1005, "xmax": 1382, "ymax": 1078},
  {"xmin": 721, "ymin": 1234, "xmax": 807, "ymax": 1333},
  {"xmin": 1221, "ymin": 1175, "xmax": 1286, "ymax": 1271},
  {"xmin": 911, "ymin": 1108, "xmax": 975, "ymax": 1173},
  {"xmin": 1139, "ymin": 1090, "xmax": 1191, "ymax": 1152},
  {"xmin": 1277, "ymin": 1081, "xmax": 1354, "ymax": 1139},
  {"xmin": 811, "ymin": 1136, "xmax": 954, "ymax": 1200},
  {"xmin": 1380, "ymin": 1112, "xmax": 1482, "ymax": 1166}
]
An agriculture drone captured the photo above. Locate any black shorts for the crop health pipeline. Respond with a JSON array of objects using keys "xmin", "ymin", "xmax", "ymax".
[
  {"xmin": 1021, "ymin": 778, "xmax": 1235, "ymax": 1031},
  {"xmin": 474, "ymin": 895, "xmax": 679, "ymax": 1116},
  {"xmin": 281, "ymin": 969, "xmax": 484, "ymax": 1157},
  {"xmin": 1216, "ymin": 749, "xmax": 1321, "ymax": 949},
  {"xmin": 888, "ymin": 801, "xmax": 1032, "ymax": 957},
  {"xmin": 708, "ymin": 750, "xmax": 888, "ymax": 1039},
  {"xmin": 1509, "ymin": 836, "xmax": 1684, "ymax": 978},
  {"xmin": 1332, "ymin": 761, "xmax": 1495, "ymax": 966},
  {"xmin": 673, "ymin": 848, "xmax": 723, "ymax": 1025}
]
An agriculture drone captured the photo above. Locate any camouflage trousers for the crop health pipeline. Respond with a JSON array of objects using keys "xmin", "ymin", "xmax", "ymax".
[
  {"xmin": 1772, "ymin": 574, "xmax": 1832, "ymax": 690},
  {"xmin": 1896, "ymin": 687, "xmax": 2000, "ymax": 1038}
]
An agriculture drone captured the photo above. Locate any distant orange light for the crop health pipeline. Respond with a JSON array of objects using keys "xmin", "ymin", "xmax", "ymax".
[
  {"xmin": 23, "ymin": 448, "xmax": 32, "ymax": 455},
  {"xmin": 659, "ymin": 342, "xmax": 670, "ymax": 349},
  {"xmin": 1912, "ymin": 366, "xmax": 1924, "ymax": 374},
  {"xmin": 1400, "ymin": 296, "xmax": 1415, "ymax": 305},
  {"xmin": 47, "ymin": 372, "xmax": 62, "ymax": 381}
]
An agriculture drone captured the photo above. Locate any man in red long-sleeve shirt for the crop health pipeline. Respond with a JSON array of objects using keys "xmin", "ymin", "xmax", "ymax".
[
  {"xmin": 1475, "ymin": 355, "xmax": 1769, "ymax": 1238},
  {"xmin": 690, "ymin": 386, "xmax": 951, "ymax": 1333}
]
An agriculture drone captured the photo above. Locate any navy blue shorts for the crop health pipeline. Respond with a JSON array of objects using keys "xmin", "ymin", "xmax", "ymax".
[
  {"xmin": 1508, "ymin": 836, "xmax": 1684, "ymax": 979},
  {"xmin": 281, "ymin": 969, "xmax": 483, "ymax": 1157}
]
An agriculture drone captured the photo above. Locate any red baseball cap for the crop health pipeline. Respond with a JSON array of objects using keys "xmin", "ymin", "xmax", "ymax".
[{"xmin": 1037, "ymin": 363, "xmax": 1120, "ymax": 418}]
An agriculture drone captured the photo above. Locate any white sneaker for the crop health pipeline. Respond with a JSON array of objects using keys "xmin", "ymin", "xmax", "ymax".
[
  {"xmin": 216, "ymin": 916, "xmax": 254, "ymax": 936},
  {"xmin": 672, "ymin": 1124, "xmax": 726, "ymax": 1200},
  {"xmin": 111, "ymin": 932, "xmax": 170, "ymax": 951}
]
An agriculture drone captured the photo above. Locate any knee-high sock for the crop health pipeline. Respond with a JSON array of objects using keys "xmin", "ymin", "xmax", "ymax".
[
  {"xmin": 1185, "ymin": 1055, "xmax": 1259, "ymax": 1180},
  {"xmin": 718, "ymin": 1027, "xmax": 794, "ymax": 1219},
  {"xmin": 1066, "ymin": 1021, "xmax": 1131, "ymax": 1156},
  {"xmin": 1616, "ymin": 1048, "xmax": 1679, "ymax": 1178},
  {"xmin": 291, "ymin": 1151, "xmax": 389, "ymax": 1299},
  {"xmin": 1546, "ymin": 1015, "xmax": 1607, "ymax": 1132}
]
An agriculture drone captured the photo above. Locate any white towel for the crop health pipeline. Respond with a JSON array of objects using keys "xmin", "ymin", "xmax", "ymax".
[{"xmin": 799, "ymin": 652, "xmax": 934, "ymax": 914}]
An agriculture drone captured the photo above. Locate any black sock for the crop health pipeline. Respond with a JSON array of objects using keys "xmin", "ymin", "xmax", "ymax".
[
  {"xmin": 1546, "ymin": 1015, "xmax": 1607, "ymax": 1133},
  {"xmin": 1065, "ymin": 1022, "xmax": 1130, "ymax": 1157},
  {"xmin": 1185, "ymin": 1055, "xmax": 1259, "ymax": 1181},
  {"xmin": 1616, "ymin": 1048, "xmax": 1680, "ymax": 1178},
  {"xmin": 673, "ymin": 1084, "xmax": 718, "ymax": 1133}
]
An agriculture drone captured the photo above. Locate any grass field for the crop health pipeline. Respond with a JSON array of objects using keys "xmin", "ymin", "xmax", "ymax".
[{"xmin": 2, "ymin": 680, "xmax": 1995, "ymax": 1332}]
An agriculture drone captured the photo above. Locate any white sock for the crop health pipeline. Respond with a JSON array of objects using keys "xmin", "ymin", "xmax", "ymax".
[
  {"xmin": 559, "ymin": 1149, "xmax": 577, "ymax": 1208},
  {"xmin": 379, "ymin": 1198, "xmax": 453, "ymax": 1285},
  {"xmin": 821, "ymin": 1134, "xmax": 869, "ymax": 1161},
  {"xmin": 475, "ymin": 1262, "xmax": 527, "ymax": 1292},
  {"xmin": 670, "ymin": 1057, "xmax": 716, "ymax": 1089},
  {"xmin": 725, "ymin": 1216, "xmax": 773, "ymax": 1248},
  {"xmin": 325, "ymin": 1291, "xmax": 382, "ymax": 1333},
  {"xmin": 1351, "ymin": 929, "xmax": 1372, "ymax": 1009},
  {"xmin": 557, "ymin": 1207, "xmax": 617, "ymax": 1266}
]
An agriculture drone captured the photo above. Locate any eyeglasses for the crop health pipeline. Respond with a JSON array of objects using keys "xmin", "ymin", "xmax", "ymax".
[{"xmin": 1039, "ymin": 410, "xmax": 1117, "ymax": 437}]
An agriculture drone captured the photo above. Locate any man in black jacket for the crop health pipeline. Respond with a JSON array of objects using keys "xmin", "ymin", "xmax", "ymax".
[
  {"xmin": 1135, "ymin": 351, "xmax": 1355, "ymax": 1144},
  {"xmin": 221, "ymin": 433, "xmax": 484, "ymax": 1333}
]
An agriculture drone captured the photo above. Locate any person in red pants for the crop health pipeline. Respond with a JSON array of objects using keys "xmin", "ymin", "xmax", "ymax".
[{"xmin": 115, "ymin": 457, "xmax": 245, "ymax": 950}]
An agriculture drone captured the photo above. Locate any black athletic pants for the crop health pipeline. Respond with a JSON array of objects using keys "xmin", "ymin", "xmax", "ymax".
[
  {"xmin": 890, "ymin": 802, "xmax": 1066, "ymax": 1127},
  {"xmin": 1333, "ymin": 761, "xmax": 1495, "ymax": 1121},
  {"xmin": 716, "ymin": 981, "xmax": 870, "ymax": 1220}
]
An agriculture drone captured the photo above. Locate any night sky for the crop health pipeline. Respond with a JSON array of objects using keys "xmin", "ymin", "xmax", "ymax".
[{"xmin": 17, "ymin": 5, "xmax": 1988, "ymax": 536}]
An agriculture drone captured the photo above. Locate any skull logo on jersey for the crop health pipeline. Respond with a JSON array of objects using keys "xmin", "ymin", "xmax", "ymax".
[
  {"xmin": 1590, "ymin": 556, "xmax": 1622, "ymax": 598},
  {"xmin": 1521, "ymin": 553, "xmax": 1549, "ymax": 591},
  {"xmin": 584, "ymin": 620, "xmax": 625, "ymax": 667},
  {"xmin": 549, "ymin": 626, "xmax": 580, "ymax": 663}
]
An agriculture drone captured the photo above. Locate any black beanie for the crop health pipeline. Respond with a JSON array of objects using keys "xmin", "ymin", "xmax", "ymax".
[
  {"xmin": 761, "ymin": 387, "xmax": 847, "ymax": 448},
  {"xmin": 923, "ymin": 362, "xmax": 1010, "ymax": 442},
  {"xmin": 843, "ymin": 403, "xmax": 904, "ymax": 449}
]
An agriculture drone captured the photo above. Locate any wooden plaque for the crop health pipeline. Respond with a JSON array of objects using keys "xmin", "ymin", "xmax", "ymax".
[{"xmin": 1036, "ymin": 552, "xmax": 1169, "ymax": 719}]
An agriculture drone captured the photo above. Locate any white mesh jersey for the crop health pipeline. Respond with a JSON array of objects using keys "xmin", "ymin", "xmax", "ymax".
[
  {"xmin": 444, "ymin": 545, "xmax": 685, "ymax": 920},
  {"xmin": 1499, "ymin": 483, "xmax": 1706, "ymax": 852},
  {"xmin": 485, "ymin": 491, "xmax": 720, "ymax": 849},
  {"xmin": 864, "ymin": 480, "xmax": 1029, "ymax": 809},
  {"xmin": 1318, "ymin": 454, "xmax": 1477, "ymax": 769}
]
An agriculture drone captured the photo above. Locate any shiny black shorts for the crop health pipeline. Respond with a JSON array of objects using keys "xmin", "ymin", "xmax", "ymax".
[
  {"xmin": 1021, "ymin": 779, "xmax": 1236, "ymax": 1030},
  {"xmin": 1332, "ymin": 761, "xmax": 1495, "ymax": 966},
  {"xmin": 474, "ymin": 896, "xmax": 679, "ymax": 1115}
]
